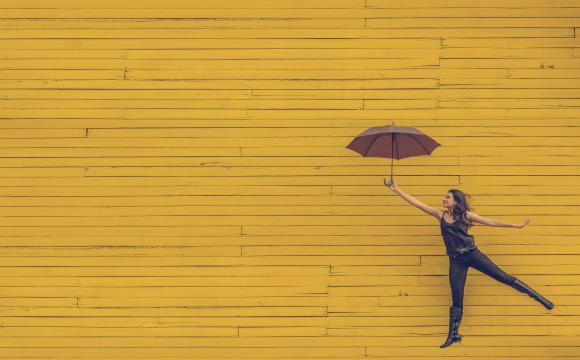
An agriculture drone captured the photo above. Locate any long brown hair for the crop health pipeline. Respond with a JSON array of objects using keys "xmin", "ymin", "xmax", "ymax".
[{"xmin": 447, "ymin": 189, "xmax": 474, "ymax": 229}]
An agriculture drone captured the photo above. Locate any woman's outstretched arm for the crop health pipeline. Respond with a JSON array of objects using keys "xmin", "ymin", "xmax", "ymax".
[
  {"xmin": 384, "ymin": 178, "xmax": 442, "ymax": 220},
  {"xmin": 466, "ymin": 211, "xmax": 530, "ymax": 229}
]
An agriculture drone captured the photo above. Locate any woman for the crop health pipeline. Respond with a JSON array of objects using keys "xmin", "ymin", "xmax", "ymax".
[{"xmin": 383, "ymin": 178, "xmax": 554, "ymax": 348}]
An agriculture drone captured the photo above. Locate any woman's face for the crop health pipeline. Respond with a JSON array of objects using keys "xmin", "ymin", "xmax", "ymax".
[{"xmin": 443, "ymin": 192, "xmax": 456, "ymax": 209}]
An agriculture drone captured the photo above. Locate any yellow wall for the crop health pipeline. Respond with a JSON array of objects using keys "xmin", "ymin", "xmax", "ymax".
[{"xmin": 0, "ymin": 0, "xmax": 578, "ymax": 358}]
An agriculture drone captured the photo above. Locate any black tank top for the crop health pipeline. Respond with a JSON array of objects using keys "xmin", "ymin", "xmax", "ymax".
[{"xmin": 440, "ymin": 210, "xmax": 477, "ymax": 258}]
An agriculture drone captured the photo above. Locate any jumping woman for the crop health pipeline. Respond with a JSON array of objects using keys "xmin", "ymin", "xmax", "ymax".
[{"xmin": 383, "ymin": 178, "xmax": 554, "ymax": 348}]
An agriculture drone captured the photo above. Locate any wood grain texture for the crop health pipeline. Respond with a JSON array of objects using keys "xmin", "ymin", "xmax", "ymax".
[{"xmin": 0, "ymin": 0, "xmax": 579, "ymax": 358}]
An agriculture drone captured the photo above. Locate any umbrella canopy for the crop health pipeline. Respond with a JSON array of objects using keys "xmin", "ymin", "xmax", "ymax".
[{"xmin": 346, "ymin": 122, "xmax": 441, "ymax": 182}]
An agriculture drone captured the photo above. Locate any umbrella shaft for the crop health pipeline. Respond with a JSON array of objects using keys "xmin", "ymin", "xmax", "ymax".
[{"xmin": 391, "ymin": 133, "xmax": 395, "ymax": 181}]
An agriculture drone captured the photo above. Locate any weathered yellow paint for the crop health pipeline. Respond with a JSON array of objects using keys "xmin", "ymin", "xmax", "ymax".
[{"xmin": 0, "ymin": 0, "xmax": 579, "ymax": 358}]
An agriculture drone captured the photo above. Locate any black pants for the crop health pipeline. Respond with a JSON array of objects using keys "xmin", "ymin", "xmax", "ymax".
[{"xmin": 448, "ymin": 248, "xmax": 517, "ymax": 308}]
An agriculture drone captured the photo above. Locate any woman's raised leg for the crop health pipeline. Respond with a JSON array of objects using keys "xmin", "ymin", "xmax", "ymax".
[
  {"xmin": 466, "ymin": 249, "xmax": 554, "ymax": 309},
  {"xmin": 465, "ymin": 249, "xmax": 516, "ymax": 286}
]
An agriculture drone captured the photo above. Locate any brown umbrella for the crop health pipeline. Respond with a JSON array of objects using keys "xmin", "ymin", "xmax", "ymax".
[{"xmin": 345, "ymin": 121, "xmax": 441, "ymax": 183}]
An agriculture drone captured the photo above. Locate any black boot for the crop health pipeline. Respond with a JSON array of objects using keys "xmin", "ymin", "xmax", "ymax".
[
  {"xmin": 511, "ymin": 279, "xmax": 554, "ymax": 310},
  {"xmin": 440, "ymin": 306, "xmax": 463, "ymax": 348}
]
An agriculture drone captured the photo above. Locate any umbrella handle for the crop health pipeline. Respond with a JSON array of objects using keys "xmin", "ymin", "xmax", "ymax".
[{"xmin": 389, "ymin": 125, "xmax": 399, "ymax": 182}]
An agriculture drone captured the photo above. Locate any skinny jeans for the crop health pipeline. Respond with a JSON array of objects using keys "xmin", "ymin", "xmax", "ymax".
[{"xmin": 448, "ymin": 248, "xmax": 517, "ymax": 308}]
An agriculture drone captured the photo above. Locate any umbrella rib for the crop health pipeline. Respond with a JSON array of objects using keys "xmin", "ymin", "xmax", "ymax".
[
  {"xmin": 363, "ymin": 134, "xmax": 382, "ymax": 157},
  {"xmin": 408, "ymin": 134, "xmax": 431, "ymax": 155}
]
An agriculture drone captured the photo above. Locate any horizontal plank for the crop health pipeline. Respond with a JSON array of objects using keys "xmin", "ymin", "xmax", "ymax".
[
  {"xmin": 0, "ymin": 212, "xmax": 579, "ymax": 228},
  {"xmin": 440, "ymin": 58, "xmax": 580, "ymax": 68},
  {"xmin": 0, "ymin": 244, "xmax": 577, "ymax": 257},
  {"xmin": 0, "ymin": 78, "xmax": 438, "ymax": 89},
  {"xmin": 440, "ymin": 48, "xmax": 573, "ymax": 58},
  {"xmin": 0, "ymin": 190, "xmax": 578, "ymax": 204},
  {"xmin": 435, "ymin": 99, "xmax": 580, "ymax": 108},
  {"xmin": 0, "ymin": 27, "xmax": 572, "ymax": 38},
  {"xmin": 0, "ymin": 348, "xmax": 367, "ymax": 358},
  {"xmin": 5, "ymin": 98, "xmax": 580, "ymax": 109},
  {"xmin": 0, "ymin": 6, "xmax": 579, "ymax": 20},
  {"xmin": 0, "ymin": 357, "xmax": 562, "ymax": 360},
  {"xmin": 5, "ymin": 88, "xmax": 580, "ymax": 100},
  {"xmin": 1, "ymin": 0, "xmax": 579, "ymax": 9},
  {"xmin": 76, "ymin": 165, "xmax": 580, "ymax": 176},
  {"xmin": 0, "ymin": 286, "xmax": 330, "ymax": 297},
  {"xmin": 0, "ymin": 0, "xmax": 365, "ymax": 8},
  {"xmin": 0, "ymin": 234, "xmax": 577, "ymax": 248},
  {"xmin": 0, "ymin": 300, "xmax": 570, "ymax": 320},
  {"xmin": 439, "ymin": 78, "xmax": 580, "ymax": 88},
  {"xmin": 0, "ymin": 313, "xmax": 573, "ymax": 329},
  {"xmin": 0, "ymin": 273, "xmax": 575, "ymax": 286},
  {"xmin": 0, "ymin": 265, "xmax": 331, "ymax": 277},
  {"xmin": 0, "ymin": 335, "xmax": 572, "ymax": 350},
  {"xmin": 369, "ymin": 18, "xmax": 580, "ymax": 28},
  {"xmin": 0, "ymin": 69, "xmax": 125, "ymax": 79},
  {"xmin": 0, "ymin": 68, "xmax": 447, "ymax": 78},
  {"xmin": 242, "ymin": 245, "xmax": 580, "ymax": 256},
  {"xmin": 0, "ymin": 38, "xmax": 442, "ymax": 48},
  {"xmin": 0, "ymin": 154, "xmax": 580, "ymax": 167},
  {"xmin": 0, "ymin": 41, "xmax": 430, "ymax": 53},
  {"xmin": 0, "ymin": 307, "xmax": 327, "ymax": 317},
  {"xmin": 0, "ymin": 8, "xmax": 579, "ymax": 18},
  {"xmin": 0, "ymin": 58, "xmax": 438, "ymax": 68},
  {"xmin": 8, "ymin": 76, "xmax": 580, "ymax": 90},
  {"xmin": 443, "ymin": 38, "xmax": 580, "ymax": 48},
  {"xmin": 0, "ymin": 147, "xmax": 579, "ymax": 160},
  {"xmin": 248, "ymin": 108, "xmax": 580, "ymax": 118},
  {"xmin": 0, "ymin": 255, "xmax": 421, "ymax": 266},
  {"xmin": 0, "ymin": 18, "xmax": 367, "ymax": 28},
  {"xmin": 369, "ymin": 0, "xmax": 580, "ymax": 7},
  {"xmin": 366, "ymin": 347, "xmax": 580, "ymax": 357},
  {"xmin": 0, "ymin": 99, "xmax": 367, "ymax": 109},
  {"xmin": 75, "ymin": 297, "xmax": 577, "ymax": 308},
  {"xmin": 78, "ymin": 127, "xmax": 580, "ymax": 137}
]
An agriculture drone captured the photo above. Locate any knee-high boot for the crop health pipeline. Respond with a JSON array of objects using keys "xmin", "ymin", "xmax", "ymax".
[
  {"xmin": 440, "ymin": 306, "xmax": 463, "ymax": 348},
  {"xmin": 511, "ymin": 278, "xmax": 554, "ymax": 310}
]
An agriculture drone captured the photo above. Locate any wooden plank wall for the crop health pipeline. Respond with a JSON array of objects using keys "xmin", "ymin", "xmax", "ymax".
[{"xmin": 0, "ymin": 0, "xmax": 579, "ymax": 358}]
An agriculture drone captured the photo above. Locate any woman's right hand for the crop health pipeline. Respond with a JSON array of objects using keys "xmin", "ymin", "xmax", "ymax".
[{"xmin": 383, "ymin": 178, "xmax": 398, "ymax": 192}]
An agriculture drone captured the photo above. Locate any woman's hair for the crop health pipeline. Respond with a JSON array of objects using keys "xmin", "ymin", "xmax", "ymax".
[{"xmin": 447, "ymin": 189, "xmax": 474, "ymax": 229}]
